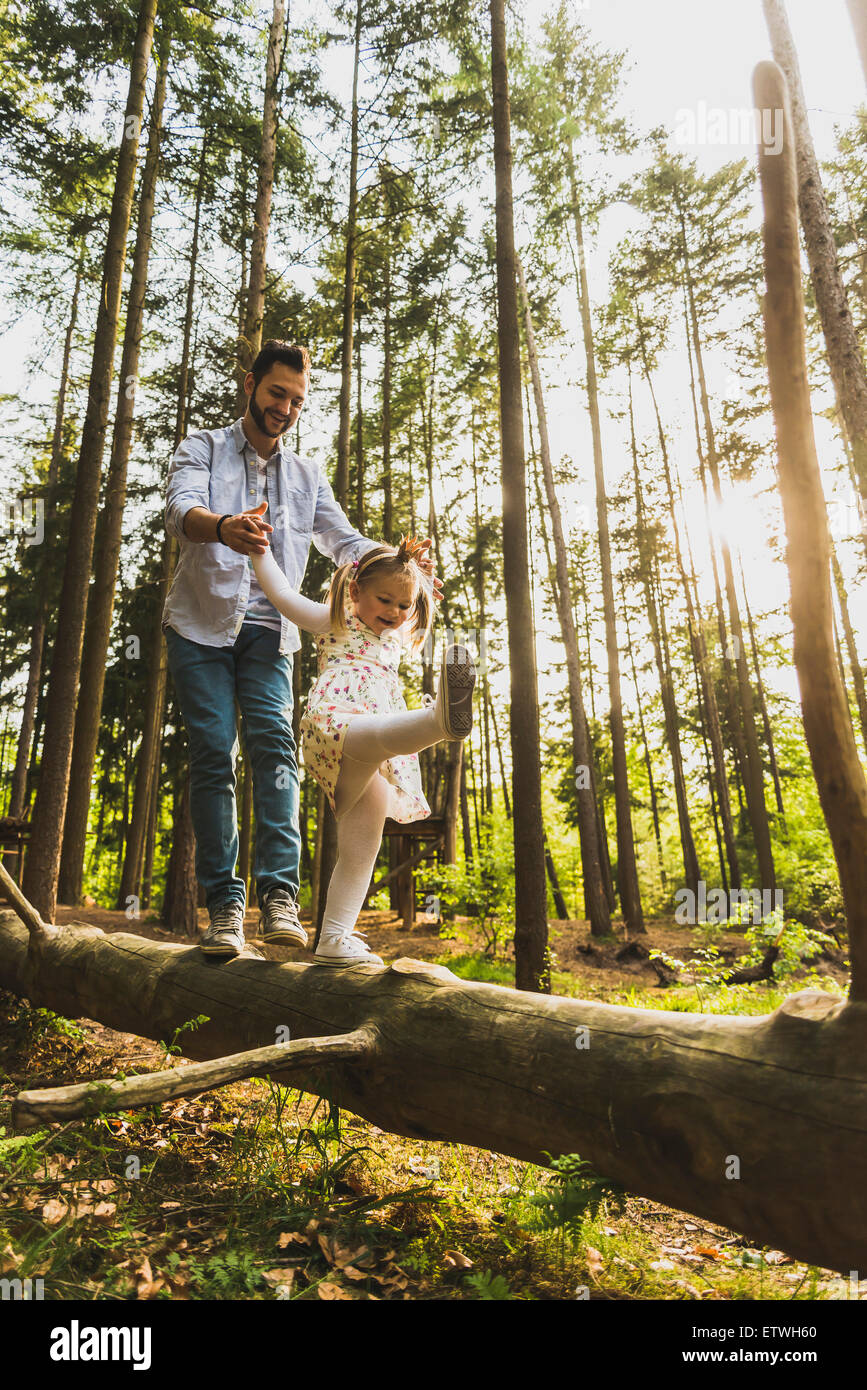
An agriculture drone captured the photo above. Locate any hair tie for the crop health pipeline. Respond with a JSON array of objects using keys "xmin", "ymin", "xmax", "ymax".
[{"xmin": 351, "ymin": 559, "xmax": 359, "ymax": 570}]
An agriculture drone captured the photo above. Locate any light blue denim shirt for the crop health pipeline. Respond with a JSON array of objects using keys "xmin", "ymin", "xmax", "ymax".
[{"xmin": 162, "ymin": 418, "xmax": 380, "ymax": 655}]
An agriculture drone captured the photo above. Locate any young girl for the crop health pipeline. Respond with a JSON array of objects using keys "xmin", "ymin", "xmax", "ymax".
[{"xmin": 251, "ymin": 531, "xmax": 475, "ymax": 965}]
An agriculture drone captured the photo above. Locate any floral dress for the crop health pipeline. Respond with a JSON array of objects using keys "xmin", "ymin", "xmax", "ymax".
[{"xmin": 300, "ymin": 609, "xmax": 431, "ymax": 824}]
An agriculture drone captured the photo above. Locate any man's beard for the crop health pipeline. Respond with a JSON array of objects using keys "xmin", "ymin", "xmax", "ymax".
[{"xmin": 248, "ymin": 387, "xmax": 285, "ymax": 440}]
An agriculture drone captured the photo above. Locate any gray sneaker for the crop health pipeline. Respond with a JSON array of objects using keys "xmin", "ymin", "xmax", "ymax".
[
  {"xmin": 201, "ymin": 900, "xmax": 245, "ymax": 957},
  {"xmin": 259, "ymin": 887, "xmax": 308, "ymax": 947}
]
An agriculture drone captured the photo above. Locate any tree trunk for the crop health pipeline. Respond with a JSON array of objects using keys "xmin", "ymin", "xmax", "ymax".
[
  {"xmin": 568, "ymin": 171, "xmax": 643, "ymax": 935},
  {"xmin": 334, "ymin": 0, "xmax": 362, "ymax": 508},
  {"xmin": 59, "ymin": 35, "xmax": 170, "ymax": 905},
  {"xmin": 7, "ymin": 250, "xmax": 84, "ymax": 823},
  {"xmin": 740, "ymin": 569, "xmax": 787, "ymax": 827},
  {"xmin": 848, "ymin": 0, "xmax": 867, "ymax": 85},
  {"xmin": 117, "ymin": 133, "xmax": 207, "ymax": 911},
  {"xmin": 22, "ymin": 0, "xmax": 157, "ymax": 923},
  {"xmin": 640, "ymin": 318, "xmax": 742, "ymax": 890},
  {"xmin": 518, "ymin": 260, "xmax": 609, "ymax": 935},
  {"xmin": 355, "ymin": 303, "xmax": 364, "ymax": 529},
  {"xmin": 543, "ymin": 836, "xmax": 568, "ymax": 920},
  {"xmin": 831, "ymin": 544, "xmax": 867, "ymax": 757},
  {"xmin": 680, "ymin": 225, "xmax": 776, "ymax": 894},
  {"xmin": 161, "ymin": 772, "xmax": 197, "ymax": 936},
  {"xmin": 763, "ymin": 0, "xmax": 867, "ymax": 507},
  {"xmin": 237, "ymin": 0, "xmax": 285, "ymax": 396},
  {"xmin": 490, "ymin": 0, "xmax": 549, "ymax": 990},
  {"xmin": 754, "ymin": 59, "xmax": 867, "ymax": 998},
  {"xmin": 620, "ymin": 578, "xmax": 666, "ymax": 891},
  {"xmin": 628, "ymin": 376, "xmax": 699, "ymax": 896},
  {"xmin": 2, "ymin": 909, "xmax": 866, "ymax": 1274},
  {"xmin": 382, "ymin": 221, "xmax": 393, "ymax": 541}
]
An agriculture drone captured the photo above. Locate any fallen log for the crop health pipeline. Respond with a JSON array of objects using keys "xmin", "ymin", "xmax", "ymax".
[
  {"xmin": 0, "ymin": 911, "xmax": 865, "ymax": 1273},
  {"xmin": 12, "ymin": 1027, "xmax": 376, "ymax": 1131}
]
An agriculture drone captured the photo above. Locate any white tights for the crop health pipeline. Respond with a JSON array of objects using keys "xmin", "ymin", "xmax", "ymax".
[{"xmin": 317, "ymin": 706, "xmax": 443, "ymax": 944}]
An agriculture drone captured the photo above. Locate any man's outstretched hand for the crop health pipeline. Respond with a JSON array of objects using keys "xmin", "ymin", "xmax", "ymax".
[
  {"xmin": 414, "ymin": 537, "xmax": 444, "ymax": 604},
  {"xmin": 220, "ymin": 501, "xmax": 272, "ymax": 555}
]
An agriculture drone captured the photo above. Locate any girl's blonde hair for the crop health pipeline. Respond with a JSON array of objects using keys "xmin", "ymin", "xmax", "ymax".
[{"xmin": 327, "ymin": 534, "xmax": 435, "ymax": 652}]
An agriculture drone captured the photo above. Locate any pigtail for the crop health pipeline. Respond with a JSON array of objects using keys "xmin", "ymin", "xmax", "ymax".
[{"xmin": 327, "ymin": 564, "xmax": 354, "ymax": 636}]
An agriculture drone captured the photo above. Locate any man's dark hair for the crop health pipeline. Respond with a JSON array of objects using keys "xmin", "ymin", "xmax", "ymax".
[{"xmin": 251, "ymin": 340, "xmax": 311, "ymax": 385}]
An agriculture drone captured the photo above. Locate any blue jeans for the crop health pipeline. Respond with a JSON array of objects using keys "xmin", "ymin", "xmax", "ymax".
[{"xmin": 164, "ymin": 622, "xmax": 300, "ymax": 912}]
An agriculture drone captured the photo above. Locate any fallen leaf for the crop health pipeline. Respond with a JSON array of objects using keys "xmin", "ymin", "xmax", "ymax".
[
  {"xmin": 341, "ymin": 1265, "xmax": 367, "ymax": 1281},
  {"xmin": 262, "ymin": 1268, "xmax": 296, "ymax": 1294},
  {"xmin": 41, "ymin": 1199, "xmax": 68, "ymax": 1227},
  {"xmin": 695, "ymin": 1246, "xmax": 723, "ymax": 1260},
  {"xmin": 333, "ymin": 1243, "xmax": 370, "ymax": 1270},
  {"xmin": 350, "ymin": 1248, "xmax": 378, "ymax": 1270},
  {"xmin": 585, "ymin": 1246, "xmax": 604, "ymax": 1279},
  {"xmin": 442, "ymin": 1249, "xmax": 473, "ymax": 1270},
  {"xmin": 317, "ymin": 1280, "xmax": 352, "ymax": 1300},
  {"xmin": 92, "ymin": 1202, "xmax": 116, "ymax": 1224},
  {"xmin": 159, "ymin": 1201, "xmax": 182, "ymax": 1211},
  {"xmin": 763, "ymin": 1250, "xmax": 791, "ymax": 1265},
  {"xmin": 276, "ymin": 1232, "xmax": 309, "ymax": 1249},
  {"xmin": 135, "ymin": 1258, "xmax": 165, "ymax": 1300},
  {"xmin": 650, "ymin": 1258, "xmax": 677, "ymax": 1271},
  {"xmin": 0, "ymin": 1244, "xmax": 23, "ymax": 1275}
]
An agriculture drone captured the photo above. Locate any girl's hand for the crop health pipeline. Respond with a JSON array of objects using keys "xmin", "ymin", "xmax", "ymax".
[
  {"xmin": 220, "ymin": 501, "xmax": 273, "ymax": 555},
  {"xmin": 415, "ymin": 537, "xmax": 444, "ymax": 603}
]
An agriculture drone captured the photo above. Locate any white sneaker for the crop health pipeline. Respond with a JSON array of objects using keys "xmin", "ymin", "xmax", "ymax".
[{"xmin": 313, "ymin": 929, "xmax": 384, "ymax": 967}]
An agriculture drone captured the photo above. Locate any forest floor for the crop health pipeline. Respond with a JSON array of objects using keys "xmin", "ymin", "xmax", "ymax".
[{"xmin": 0, "ymin": 904, "xmax": 854, "ymax": 1302}]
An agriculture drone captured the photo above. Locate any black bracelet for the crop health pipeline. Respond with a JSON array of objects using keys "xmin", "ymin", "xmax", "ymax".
[{"xmin": 215, "ymin": 514, "xmax": 232, "ymax": 543}]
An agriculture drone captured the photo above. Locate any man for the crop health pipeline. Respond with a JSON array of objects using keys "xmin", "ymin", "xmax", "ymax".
[{"xmin": 162, "ymin": 340, "xmax": 441, "ymax": 958}]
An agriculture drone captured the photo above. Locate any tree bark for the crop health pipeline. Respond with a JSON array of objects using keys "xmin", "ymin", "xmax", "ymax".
[
  {"xmin": 334, "ymin": 0, "xmax": 362, "ymax": 508},
  {"xmin": 1, "ymin": 909, "xmax": 865, "ymax": 1274},
  {"xmin": 7, "ymin": 250, "xmax": 84, "ymax": 823},
  {"xmin": 754, "ymin": 59, "xmax": 867, "ymax": 999},
  {"xmin": 763, "ymin": 0, "xmax": 867, "ymax": 507},
  {"xmin": 236, "ymin": 0, "xmax": 285, "ymax": 397},
  {"xmin": 161, "ymin": 771, "xmax": 197, "ymax": 936},
  {"xmin": 569, "ymin": 173, "xmax": 643, "ymax": 934},
  {"xmin": 831, "ymin": 544, "xmax": 867, "ymax": 757},
  {"xmin": 490, "ymin": 0, "xmax": 549, "ymax": 989},
  {"xmin": 518, "ymin": 260, "xmax": 609, "ymax": 936},
  {"xmin": 848, "ymin": 0, "xmax": 867, "ymax": 85},
  {"xmin": 628, "ymin": 377, "xmax": 700, "ymax": 897},
  {"xmin": 22, "ymin": 0, "xmax": 157, "ymax": 923},
  {"xmin": 59, "ymin": 36, "xmax": 170, "ymax": 905},
  {"xmin": 636, "ymin": 311, "xmax": 742, "ymax": 891},
  {"xmin": 680, "ymin": 219, "xmax": 776, "ymax": 895}
]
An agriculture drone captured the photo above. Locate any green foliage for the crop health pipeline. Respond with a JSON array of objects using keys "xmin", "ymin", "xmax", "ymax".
[
  {"xmin": 650, "ymin": 909, "xmax": 838, "ymax": 1008},
  {"xmin": 527, "ymin": 1153, "xmax": 628, "ymax": 1237},
  {"xmin": 463, "ymin": 1269, "xmax": 516, "ymax": 1300},
  {"xmin": 419, "ymin": 817, "xmax": 515, "ymax": 957},
  {"xmin": 158, "ymin": 1014, "xmax": 211, "ymax": 1062}
]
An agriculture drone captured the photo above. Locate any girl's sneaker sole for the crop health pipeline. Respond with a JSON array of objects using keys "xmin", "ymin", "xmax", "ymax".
[{"xmin": 442, "ymin": 644, "xmax": 476, "ymax": 738}]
